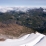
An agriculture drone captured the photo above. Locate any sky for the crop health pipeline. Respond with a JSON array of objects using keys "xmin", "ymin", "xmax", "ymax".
[{"xmin": 0, "ymin": 0, "xmax": 46, "ymax": 7}]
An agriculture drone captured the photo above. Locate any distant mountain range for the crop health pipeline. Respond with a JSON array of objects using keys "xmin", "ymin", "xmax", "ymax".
[
  {"xmin": 0, "ymin": 7, "xmax": 31, "ymax": 13},
  {"xmin": 0, "ymin": 7, "xmax": 46, "ymax": 13}
]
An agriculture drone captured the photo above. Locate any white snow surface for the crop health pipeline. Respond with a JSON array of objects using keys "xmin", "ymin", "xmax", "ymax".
[{"xmin": 0, "ymin": 32, "xmax": 45, "ymax": 46}]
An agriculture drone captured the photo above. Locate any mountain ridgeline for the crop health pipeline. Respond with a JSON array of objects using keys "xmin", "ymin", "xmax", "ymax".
[{"xmin": 0, "ymin": 7, "xmax": 46, "ymax": 34}]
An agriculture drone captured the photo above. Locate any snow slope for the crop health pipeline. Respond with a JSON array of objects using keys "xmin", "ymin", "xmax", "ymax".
[
  {"xmin": 0, "ymin": 33, "xmax": 45, "ymax": 46},
  {"xmin": 35, "ymin": 35, "xmax": 46, "ymax": 46}
]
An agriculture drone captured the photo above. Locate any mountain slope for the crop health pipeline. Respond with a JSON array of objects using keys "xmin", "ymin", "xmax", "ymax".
[{"xmin": 0, "ymin": 22, "xmax": 34, "ymax": 38}]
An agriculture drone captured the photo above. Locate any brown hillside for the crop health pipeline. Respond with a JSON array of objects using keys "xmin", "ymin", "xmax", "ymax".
[{"xmin": 0, "ymin": 22, "xmax": 34, "ymax": 37}]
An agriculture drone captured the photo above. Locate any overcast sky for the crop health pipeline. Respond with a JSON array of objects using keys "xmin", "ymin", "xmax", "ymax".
[{"xmin": 0, "ymin": 0, "xmax": 46, "ymax": 7}]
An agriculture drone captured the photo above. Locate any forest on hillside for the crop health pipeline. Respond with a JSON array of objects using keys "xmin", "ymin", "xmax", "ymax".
[{"xmin": 0, "ymin": 7, "xmax": 46, "ymax": 34}]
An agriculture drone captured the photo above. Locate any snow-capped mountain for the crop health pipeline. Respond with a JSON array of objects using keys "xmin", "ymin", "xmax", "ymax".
[
  {"xmin": 0, "ymin": 6, "xmax": 46, "ymax": 13},
  {"xmin": 0, "ymin": 7, "xmax": 31, "ymax": 13},
  {"xmin": 0, "ymin": 7, "xmax": 13, "ymax": 13}
]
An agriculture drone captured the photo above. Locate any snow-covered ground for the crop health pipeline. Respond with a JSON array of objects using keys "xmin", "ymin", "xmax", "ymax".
[{"xmin": 0, "ymin": 32, "xmax": 45, "ymax": 46}]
